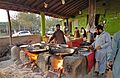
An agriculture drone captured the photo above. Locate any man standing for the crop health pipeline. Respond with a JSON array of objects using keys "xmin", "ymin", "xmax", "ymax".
[
  {"xmin": 74, "ymin": 27, "xmax": 80, "ymax": 38},
  {"xmin": 107, "ymin": 31, "xmax": 120, "ymax": 78},
  {"xmin": 89, "ymin": 25, "xmax": 111, "ymax": 76},
  {"xmin": 48, "ymin": 24, "xmax": 66, "ymax": 44}
]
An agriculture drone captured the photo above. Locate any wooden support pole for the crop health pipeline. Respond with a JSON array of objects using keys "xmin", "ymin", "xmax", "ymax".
[
  {"xmin": 87, "ymin": 0, "xmax": 96, "ymax": 30},
  {"xmin": 7, "ymin": 10, "xmax": 12, "ymax": 46}
]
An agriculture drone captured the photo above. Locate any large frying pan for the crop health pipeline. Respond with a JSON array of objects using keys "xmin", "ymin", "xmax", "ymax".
[
  {"xmin": 49, "ymin": 48, "xmax": 76, "ymax": 57},
  {"xmin": 20, "ymin": 43, "xmax": 49, "ymax": 54},
  {"xmin": 27, "ymin": 45, "xmax": 49, "ymax": 54}
]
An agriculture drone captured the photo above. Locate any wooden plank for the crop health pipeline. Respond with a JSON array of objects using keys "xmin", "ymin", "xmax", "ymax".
[
  {"xmin": 15, "ymin": 0, "xmax": 21, "ymax": 3},
  {"xmin": 62, "ymin": 0, "xmax": 83, "ymax": 15},
  {"xmin": 31, "ymin": 0, "xmax": 40, "ymax": 8},
  {"xmin": 36, "ymin": 0, "xmax": 48, "ymax": 10},
  {"xmin": 65, "ymin": 0, "xmax": 88, "ymax": 16},
  {"xmin": 66, "ymin": 1, "xmax": 88, "ymax": 16},
  {"xmin": 31, "ymin": 0, "xmax": 45, "ymax": 8},
  {"xmin": 53, "ymin": 0, "xmax": 74, "ymax": 13},
  {"xmin": 68, "ymin": 4, "xmax": 88, "ymax": 17},
  {"xmin": 57, "ymin": 0, "xmax": 80, "ymax": 15},
  {"xmin": 47, "ymin": 0, "xmax": 60, "ymax": 11},
  {"xmin": 18, "ymin": 0, "xmax": 26, "ymax": 5},
  {"xmin": 29, "ymin": 0, "xmax": 36, "ymax": 6}
]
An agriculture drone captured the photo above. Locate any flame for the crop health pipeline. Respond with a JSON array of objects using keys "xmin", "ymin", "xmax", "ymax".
[
  {"xmin": 21, "ymin": 47, "xmax": 38, "ymax": 61},
  {"xmin": 26, "ymin": 52, "xmax": 38, "ymax": 61},
  {"xmin": 57, "ymin": 59, "xmax": 63, "ymax": 69},
  {"xmin": 52, "ymin": 56, "xmax": 63, "ymax": 71}
]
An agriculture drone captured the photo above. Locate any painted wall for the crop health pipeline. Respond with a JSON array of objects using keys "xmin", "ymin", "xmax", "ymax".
[{"xmin": 69, "ymin": 0, "xmax": 120, "ymax": 35}]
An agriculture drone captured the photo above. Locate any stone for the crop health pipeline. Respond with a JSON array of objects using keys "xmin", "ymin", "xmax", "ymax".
[
  {"xmin": 11, "ymin": 46, "xmax": 22, "ymax": 65},
  {"xmin": 63, "ymin": 55, "xmax": 87, "ymax": 78}
]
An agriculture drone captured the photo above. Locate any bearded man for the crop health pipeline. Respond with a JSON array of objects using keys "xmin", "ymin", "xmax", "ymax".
[{"xmin": 89, "ymin": 25, "xmax": 111, "ymax": 76}]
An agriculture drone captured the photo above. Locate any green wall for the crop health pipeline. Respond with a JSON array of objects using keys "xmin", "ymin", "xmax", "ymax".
[
  {"xmin": 70, "ymin": 0, "xmax": 120, "ymax": 35},
  {"xmin": 105, "ymin": 14, "xmax": 120, "ymax": 35}
]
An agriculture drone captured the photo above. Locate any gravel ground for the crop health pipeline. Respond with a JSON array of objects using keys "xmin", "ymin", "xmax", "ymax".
[{"xmin": 0, "ymin": 60, "xmax": 112, "ymax": 78}]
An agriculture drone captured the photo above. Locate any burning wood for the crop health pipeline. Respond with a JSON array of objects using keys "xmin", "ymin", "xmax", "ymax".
[
  {"xmin": 26, "ymin": 52, "xmax": 38, "ymax": 61},
  {"xmin": 51, "ymin": 55, "xmax": 63, "ymax": 71},
  {"xmin": 20, "ymin": 47, "xmax": 40, "ymax": 72},
  {"xmin": 57, "ymin": 59, "xmax": 63, "ymax": 70},
  {"xmin": 20, "ymin": 43, "xmax": 49, "ymax": 72}
]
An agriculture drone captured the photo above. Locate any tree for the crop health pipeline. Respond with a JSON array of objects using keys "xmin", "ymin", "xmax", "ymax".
[
  {"xmin": 11, "ymin": 12, "xmax": 40, "ymax": 31},
  {"xmin": 45, "ymin": 17, "xmax": 60, "ymax": 31},
  {"xmin": 11, "ymin": 12, "xmax": 61, "ymax": 33}
]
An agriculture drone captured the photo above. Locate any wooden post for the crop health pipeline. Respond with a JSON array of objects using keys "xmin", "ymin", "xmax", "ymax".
[
  {"xmin": 40, "ymin": 12, "xmax": 45, "ymax": 38},
  {"xmin": 7, "ymin": 10, "xmax": 12, "ymax": 46},
  {"xmin": 87, "ymin": 0, "xmax": 96, "ymax": 30}
]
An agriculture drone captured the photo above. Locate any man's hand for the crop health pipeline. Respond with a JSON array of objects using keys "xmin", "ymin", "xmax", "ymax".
[
  {"xmin": 88, "ymin": 45, "xmax": 94, "ymax": 50},
  {"xmin": 107, "ymin": 61, "xmax": 113, "ymax": 70},
  {"xmin": 96, "ymin": 45, "xmax": 101, "ymax": 50}
]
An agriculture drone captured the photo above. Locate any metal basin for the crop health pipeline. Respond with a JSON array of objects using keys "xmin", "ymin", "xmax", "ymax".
[
  {"xmin": 27, "ymin": 43, "xmax": 49, "ymax": 54},
  {"xmin": 78, "ymin": 47, "xmax": 89, "ymax": 52},
  {"xmin": 49, "ymin": 48, "xmax": 75, "ymax": 56}
]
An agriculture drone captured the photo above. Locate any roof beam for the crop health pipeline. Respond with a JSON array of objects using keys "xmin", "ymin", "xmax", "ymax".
[
  {"xmin": 57, "ymin": 0, "xmax": 80, "ymax": 15},
  {"xmin": 29, "ymin": 0, "xmax": 37, "ymax": 6},
  {"xmin": 47, "ymin": 0, "xmax": 61, "ymax": 11},
  {"xmin": 68, "ymin": 3, "xmax": 88, "ymax": 17},
  {"xmin": 61, "ymin": 0, "xmax": 82, "ymax": 16},
  {"xmin": 54, "ymin": 0, "xmax": 77, "ymax": 13},
  {"xmin": 0, "ymin": 0, "xmax": 67, "ymax": 18},
  {"xmin": 17, "ymin": 0, "xmax": 26, "ymax": 4},
  {"xmin": 31, "ymin": 0, "xmax": 45, "ymax": 8},
  {"xmin": 64, "ymin": 0, "xmax": 88, "ymax": 16}
]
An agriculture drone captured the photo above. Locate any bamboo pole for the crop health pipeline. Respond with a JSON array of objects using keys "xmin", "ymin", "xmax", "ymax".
[{"xmin": 40, "ymin": 12, "xmax": 45, "ymax": 38}]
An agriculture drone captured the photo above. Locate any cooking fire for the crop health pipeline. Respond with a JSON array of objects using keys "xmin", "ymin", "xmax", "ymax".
[{"xmin": 0, "ymin": 43, "xmax": 94, "ymax": 78}]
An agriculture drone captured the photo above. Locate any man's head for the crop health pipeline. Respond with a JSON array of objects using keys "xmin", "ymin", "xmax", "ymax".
[
  {"xmin": 75, "ymin": 27, "xmax": 78, "ymax": 29},
  {"xmin": 95, "ymin": 25, "xmax": 104, "ymax": 35},
  {"xmin": 56, "ymin": 24, "xmax": 60, "ymax": 31}
]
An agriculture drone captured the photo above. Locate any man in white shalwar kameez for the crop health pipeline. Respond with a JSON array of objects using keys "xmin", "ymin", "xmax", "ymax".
[
  {"xmin": 89, "ymin": 25, "xmax": 111, "ymax": 75},
  {"xmin": 107, "ymin": 31, "xmax": 120, "ymax": 78}
]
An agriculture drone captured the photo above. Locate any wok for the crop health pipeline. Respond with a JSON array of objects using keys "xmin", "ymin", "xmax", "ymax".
[
  {"xmin": 27, "ymin": 43, "xmax": 49, "ymax": 54},
  {"xmin": 49, "ymin": 48, "xmax": 76, "ymax": 57}
]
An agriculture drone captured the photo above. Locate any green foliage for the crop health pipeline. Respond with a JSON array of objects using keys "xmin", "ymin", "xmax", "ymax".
[
  {"xmin": 45, "ymin": 17, "xmax": 60, "ymax": 31},
  {"xmin": 11, "ymin": 12, "xmax": 40, "ymax": 31},
  {"xmin": 11, "ymin": 12, "xmax": 60, "ymax": 32}
]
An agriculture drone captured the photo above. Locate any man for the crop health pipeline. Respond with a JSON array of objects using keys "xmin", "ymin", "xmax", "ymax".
[
  {"xmin": 89, "ymin": 25, "xmax": 111, "ymax": 76},
  {"xmin": 107, "ymin": 31, "xmax": 120, "ymax": 78},
  {"xmin": 74, "ymin": 27, "xmax": 80, "ymax": 38},
  {"xmin": 48, "ymin": 24, "xmax": 66, "ymax": 44}
]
